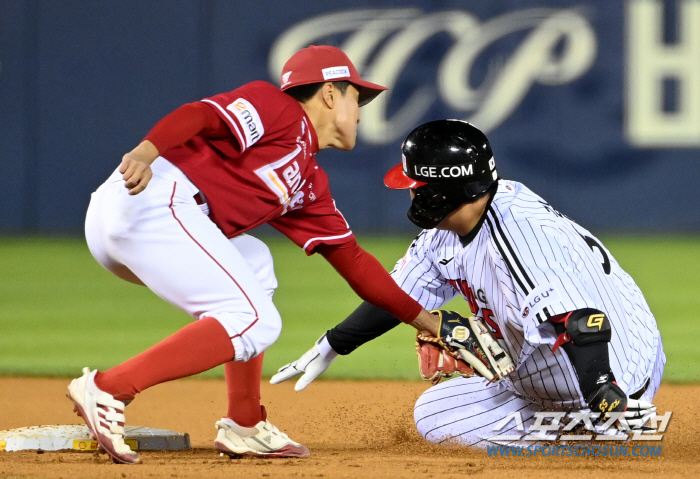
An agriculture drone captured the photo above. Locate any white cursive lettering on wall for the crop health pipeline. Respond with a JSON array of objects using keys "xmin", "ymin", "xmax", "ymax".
[{"xmin": 269, "ymin": 8, "xmax": 597, "ymax": 145}]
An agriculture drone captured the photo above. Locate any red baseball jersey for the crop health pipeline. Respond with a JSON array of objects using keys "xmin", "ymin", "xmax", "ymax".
[{"xmin": 163, "ymin": 81, "xmax": 353, "ymax": 254}]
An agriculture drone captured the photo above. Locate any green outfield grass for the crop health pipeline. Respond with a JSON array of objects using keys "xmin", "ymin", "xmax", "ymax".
[{"xmin": 0, "ymin": 235, "xmax": 698, "ymax": 383}]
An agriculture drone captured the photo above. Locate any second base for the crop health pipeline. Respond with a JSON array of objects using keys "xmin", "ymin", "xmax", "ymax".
[{"xmin": 0, "ymin": 425, "xmax": 191, "ymax": 452}]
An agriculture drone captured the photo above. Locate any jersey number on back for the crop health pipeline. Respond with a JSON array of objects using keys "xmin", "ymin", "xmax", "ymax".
[{"xmin": 580, "ymin": 234, "xmax": 611, "ymax": 275}]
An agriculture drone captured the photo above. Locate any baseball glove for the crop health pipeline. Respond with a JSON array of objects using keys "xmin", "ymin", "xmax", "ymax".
[
  {"xmin": 417, "ymin": 310, "xmax": 516, "ymax": 384},
  {"xmin": 416, "ymin": 336, "xmax": 475, "ymax": 385}
]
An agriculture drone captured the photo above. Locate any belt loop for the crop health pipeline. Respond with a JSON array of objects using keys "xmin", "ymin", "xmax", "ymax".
[{"xmin": 194, "ymin": 192, "xmax": 206, "ymax": 205}]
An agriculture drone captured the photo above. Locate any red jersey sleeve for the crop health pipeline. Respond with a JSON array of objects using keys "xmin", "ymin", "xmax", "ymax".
[
  {"xmin": 316, "ymin": 240, "xmax": 422, "ymax": 323},
  {"xmin": 268, "ymin": 165, "xmax": 354, "ymax": 254},
  {"xmin": 200, "ymin": 81, "xmax": 289, "ymax": 154},
  {"xmin": 143, "ymin": 102, "xmax": 231, "ymax": 154}
]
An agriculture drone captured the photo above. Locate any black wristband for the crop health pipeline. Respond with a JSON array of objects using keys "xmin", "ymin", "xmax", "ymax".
[{"xmin": 325, "ymin": 301, "xmax": 402, "ymax": 355}]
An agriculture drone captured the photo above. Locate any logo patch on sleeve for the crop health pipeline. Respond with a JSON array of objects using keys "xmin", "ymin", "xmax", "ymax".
[
  {"xmin": 226, "ymin": 98, "xmax": 264, "ymax": 148},
  {"xmin": 520, "ymin": 283, "xmax": 561, "ymax": 322}
]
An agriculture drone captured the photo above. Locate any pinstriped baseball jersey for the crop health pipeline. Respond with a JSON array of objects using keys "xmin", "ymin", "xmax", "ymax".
[{"xmin": 391, "ymin": 179, "xmax": 663, "ymax": 410}]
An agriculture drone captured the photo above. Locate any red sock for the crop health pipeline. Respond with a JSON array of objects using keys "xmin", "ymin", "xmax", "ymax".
[
  {"xmin": 95, "ymin": 317, "xmax": 234, "ymax": 401},
  {"xmin": 224, "ymin": 352, "xmax": 265, "ymax": 427}
]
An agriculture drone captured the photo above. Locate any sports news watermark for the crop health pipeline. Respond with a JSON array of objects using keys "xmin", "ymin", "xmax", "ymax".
[
  {"xmin": 487, "ymin": 410, "xmax": 672, "ymax": 443},
  {"xmin": 486, "ymin": 444, "xmax": 662, "ymax": 457}
]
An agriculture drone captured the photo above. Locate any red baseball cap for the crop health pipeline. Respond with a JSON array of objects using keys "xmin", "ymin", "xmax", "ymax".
[{"xmin": 280, "ymin": 45, "xmax": 387, "ymax": 106}]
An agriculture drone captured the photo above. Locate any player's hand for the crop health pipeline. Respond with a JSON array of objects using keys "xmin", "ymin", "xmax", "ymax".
[
  {"xmin": 270, "ymin": 336, "xmax": 337, "ymax": 391},
  {"xmin": 417, "ymin": 310, "xmax": 515, "ymax": 383},
  {"xmin": 409, "ymin": 309, "xmax": 440, "ymax": 336},
  {"xmin": 119, "ymin": 140, "xmax": 158, "ymax": 195}
]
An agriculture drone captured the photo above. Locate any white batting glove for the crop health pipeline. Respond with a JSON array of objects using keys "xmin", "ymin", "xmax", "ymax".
[
  {"xmin": 270, "ymin": 335, "xmax": 338, "ymax": 391},
  {"xmin": 618, "ymin": 398, "xmax": 657, "ymax": 431}
]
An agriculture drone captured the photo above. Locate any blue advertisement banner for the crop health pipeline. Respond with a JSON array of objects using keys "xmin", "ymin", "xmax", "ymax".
[{"xmin": 1, "ymin": 0, "xmax": 698, "ymax": 233}]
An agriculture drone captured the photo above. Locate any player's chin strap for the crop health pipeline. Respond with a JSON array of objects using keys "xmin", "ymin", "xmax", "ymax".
[{"xmin": 550, "ymin": 308, "xmax": 627, "ymax": 416}]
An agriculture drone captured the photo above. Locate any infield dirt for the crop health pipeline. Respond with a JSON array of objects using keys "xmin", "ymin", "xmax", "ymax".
[{"xmin": 0, "ymin": 378, "xmax": 697, "ymax": 479}]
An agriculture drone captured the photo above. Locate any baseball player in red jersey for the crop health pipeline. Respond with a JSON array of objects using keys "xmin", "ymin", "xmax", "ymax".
[{"xmin": 69, "ymin": 45, "xmax": 440, "ymax": 464}]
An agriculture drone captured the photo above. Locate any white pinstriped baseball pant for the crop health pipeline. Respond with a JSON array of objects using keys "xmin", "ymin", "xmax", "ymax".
[{"xmin": 414, "ymin": 333, "xmax": 665, "ymax": 447}]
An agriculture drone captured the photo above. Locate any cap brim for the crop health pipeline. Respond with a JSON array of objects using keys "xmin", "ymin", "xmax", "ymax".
[
  {"xmin": 384, "ymin": 164, "xmax": 427, "ymax": 189},
  {"xmin": 354, "ymin": 80, "xmax": 388, "ymax": 107}
]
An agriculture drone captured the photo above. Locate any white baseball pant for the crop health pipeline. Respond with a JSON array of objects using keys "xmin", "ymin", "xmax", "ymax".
[{"xmin": 85, "ymin": 157, "xmax": 281, "ymax": 361}]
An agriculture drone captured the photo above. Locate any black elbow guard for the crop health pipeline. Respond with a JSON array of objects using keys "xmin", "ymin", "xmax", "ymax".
[
  {"xmin": 555, "ymin": 308, "xmax": 612, "ymax": 347},
  {"xmin": 552, "ymin": 309, "xmax": 627, "ymax": 414}
]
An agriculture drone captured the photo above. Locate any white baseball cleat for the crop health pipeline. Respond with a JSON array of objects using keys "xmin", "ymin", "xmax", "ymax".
[
  {"xmin": 67, "ymin": 367, "xmax": 140, "ymax": 464},
  {"xmin": 214, "ymin": 411, "xmax": 309, "ymax": 458}
]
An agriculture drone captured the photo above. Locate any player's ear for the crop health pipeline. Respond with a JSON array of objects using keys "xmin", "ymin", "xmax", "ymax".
[{"xmin": 320, "ymin": 82, "xmax": 336, "ymax": 109}]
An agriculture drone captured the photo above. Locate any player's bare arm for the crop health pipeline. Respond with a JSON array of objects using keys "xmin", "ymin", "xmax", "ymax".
[{"xmin": 119, "ymin": 140, "xmax": 158, "ymax": 195}]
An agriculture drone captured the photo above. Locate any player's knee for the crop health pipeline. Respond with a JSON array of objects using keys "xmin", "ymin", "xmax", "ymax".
[
  {"xmin": 414, "ymin": 394, "xmax": 438, "ymax": 443},
  {"xmin": 242, "ymin": 310, "xmax": 282, "ymax": 361},
  {"xmin": 258, "ymin": 306, "xmax": 283, "ymax": 349},
  {"xmin": 210, "ymin": 304, "xmax": 282, "ymax": 361},
  {"xmin": 414, "ymin": 418, "xmax": 430, "ymax": 442},
  {"xmin": 414, "ymin": 417, "xmax": 444, "ymax": 445}
]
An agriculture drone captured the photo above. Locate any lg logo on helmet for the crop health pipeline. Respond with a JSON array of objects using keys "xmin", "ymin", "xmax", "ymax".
[{"xmin": 413, "ymin": 164, "xmax": 474, "ymax": 179}]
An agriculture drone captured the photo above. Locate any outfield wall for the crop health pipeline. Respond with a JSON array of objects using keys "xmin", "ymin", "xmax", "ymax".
[{"xmin": 1, "ymin": 0, "xmax": 699, "ymax": 234}]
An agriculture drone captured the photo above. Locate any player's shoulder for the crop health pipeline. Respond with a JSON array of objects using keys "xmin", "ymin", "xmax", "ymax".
[
  {"xmin": 408, "ymin": 228, "xmax": 461, "ymax": 257},
  {"xmin": 210, "ymin": 81, "xmax": 305, "ymax": 141},
  {"xmin": 207, "ymin": 81, "xmax": 300, "ymax": 115},
  {"xmin": 489, "ymin": 180, "xmax": 552, "ymax": 219},
  {"xmin": 491, "ymin": 179, "xmax": 533, "ymax": 205},
  {"xmin": 234, "ymin": 81, "xmax": 300, "ymax": 110},
  {"xmin": 238, "ymin": 80, "xmax": 288, "ymax": 96},
  {"xmin": 487, "ymin": 179, "xmax": 582, "ymax": 243}
]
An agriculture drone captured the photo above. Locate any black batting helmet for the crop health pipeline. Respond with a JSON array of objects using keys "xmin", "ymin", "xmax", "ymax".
[{"xmin": 384, "ymin": 120, "xmax": 498, "ymax": 229}]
